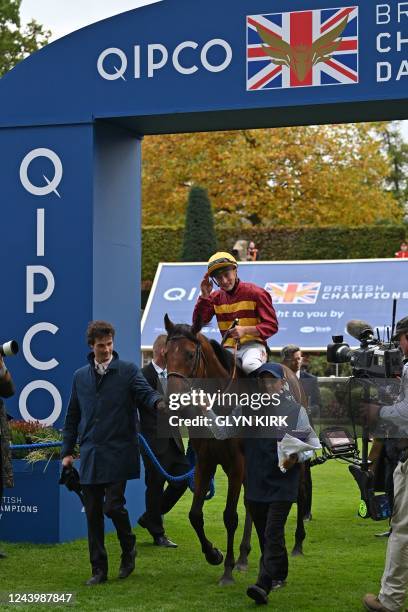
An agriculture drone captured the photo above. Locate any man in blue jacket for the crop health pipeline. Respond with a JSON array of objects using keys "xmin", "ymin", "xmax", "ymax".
[{"xmin": 61, "ymin": 321, "xmax": 163, "ymax": 586}]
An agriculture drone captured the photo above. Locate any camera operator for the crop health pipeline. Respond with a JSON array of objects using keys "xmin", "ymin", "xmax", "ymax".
[
  {"xmin": 0, "ymin": 352, "xmax": 15, "ymax": 559},
  {"xmin": 362, "ymin": 316, "xmax": 408, "ymax": 612}
]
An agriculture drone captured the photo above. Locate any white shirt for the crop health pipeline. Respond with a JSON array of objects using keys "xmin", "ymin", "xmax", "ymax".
[
  {"xmin": 152, "ymin": 360, "xmax": 167, "ymax": 392},
  {"xmin": 151, "ymin": 360, "xmax": 167, "ymax": 378},
  {"xmin": 94, "ymin": 356, "xmax": 113, "ymax": 375}
]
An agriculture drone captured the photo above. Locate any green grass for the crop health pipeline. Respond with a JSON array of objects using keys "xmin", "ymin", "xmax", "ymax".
[{"xmin": 0, "ymin": 460, "xmax": 393, "ymax": 611}]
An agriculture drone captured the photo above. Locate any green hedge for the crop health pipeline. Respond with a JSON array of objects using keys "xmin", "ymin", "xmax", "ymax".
[
  {"xmin": 142, "ymin": 224, "xmax": 406, "ymax": 281},
  {"xmin": 142, "ymin": 225, "xmax": 184, "ymax": 282}
]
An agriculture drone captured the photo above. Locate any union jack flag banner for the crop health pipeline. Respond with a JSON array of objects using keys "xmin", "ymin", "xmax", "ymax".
[
  {"xmin": 265, "ymin": 282, "xmax": 322, "ymax": 304},
  {"xmin": 247, "ymin": 6, "xmax": 358, "ymax": 91}
]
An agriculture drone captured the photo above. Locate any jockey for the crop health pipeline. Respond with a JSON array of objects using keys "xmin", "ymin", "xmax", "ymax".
[{"xmin": 192, "ymin": 251, "xmax": 278, "ymax": 374}]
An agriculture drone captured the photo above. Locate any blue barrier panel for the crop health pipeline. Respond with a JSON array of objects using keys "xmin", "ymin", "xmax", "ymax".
[
  {"xmin": 142, "ymin": 260, "xmax": 408, "ymax": 350},
  {"xmin": 1, "ymin": 123, "xmax": 142, "ymax": 428},
  {"xmin": 0, "ymin": 461, "xmax": 146, "ymax": 544}
]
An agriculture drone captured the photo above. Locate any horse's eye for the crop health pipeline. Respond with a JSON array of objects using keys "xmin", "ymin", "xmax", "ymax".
[{"xmin": 186, "ymin": 351, "xmax": 194, "ymax": 361}]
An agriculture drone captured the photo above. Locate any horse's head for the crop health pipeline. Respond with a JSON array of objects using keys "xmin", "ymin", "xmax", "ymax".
[{"xmin": 164, "ymin": 313, "xmax": 204, "ymax": 395}]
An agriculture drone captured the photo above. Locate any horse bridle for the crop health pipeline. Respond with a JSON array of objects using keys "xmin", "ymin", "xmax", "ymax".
[
  {"xmin": 165, "ymin": 335, "xmax": 208, "ymax": 390},
  {"xmin": 165, "ymin": 330, "xmax": 240, "ymax": 397}
]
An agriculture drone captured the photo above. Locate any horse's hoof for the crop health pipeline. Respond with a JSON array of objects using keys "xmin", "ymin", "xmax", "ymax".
[
  {"xmin": 291, "ymin": 547, "xmax": 303, "ymax": 557},
  {"xmin": 205, "ymin": 547, "xmax": 224, "ymax": 566},
  {"xmin": 234, "ymin": 562, "xmax": 248, "ymax": 572},
  {"xmin": 218, "ymin": 575, "xmax": 234, "ymax": 586}
]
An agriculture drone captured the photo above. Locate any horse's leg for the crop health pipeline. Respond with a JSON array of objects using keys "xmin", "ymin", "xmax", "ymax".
[
  {"xmin": 218, "ymin": 469, "xmax": 241, "ymax": 586},
  {"xmin": 292, "ymin": 463, "xmax": 306, "ymax": 557},
  {"xmin": 189, "ymin": 463, "xmax": 223, "ymax": 567},
  {"xmin": 235, "ymin": 505, "xmax": 252, "ymax": 572}
]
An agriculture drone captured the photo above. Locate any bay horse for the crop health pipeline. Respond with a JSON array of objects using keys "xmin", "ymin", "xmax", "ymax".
[{"xmin": 163, "ymin": 314, "xmax": 309, "ymax": 585}]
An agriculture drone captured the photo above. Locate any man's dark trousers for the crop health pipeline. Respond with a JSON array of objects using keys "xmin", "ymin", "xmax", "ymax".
[
  {"xmin": 82, "ymin": 481, "xmax": 135, "ymax": 574},
  {"xmin": 139, "ymin": 441, "xmax": 189, "ymax": 537},
  {"xmin": 246, "ymin": 500, "xmax": 293, "ymax": 592}
]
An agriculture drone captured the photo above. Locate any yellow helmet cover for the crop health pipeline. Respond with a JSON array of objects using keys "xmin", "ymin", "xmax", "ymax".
[{"xmin": 207, "ymin": 252, "xmax": 238, "ymax": 276}]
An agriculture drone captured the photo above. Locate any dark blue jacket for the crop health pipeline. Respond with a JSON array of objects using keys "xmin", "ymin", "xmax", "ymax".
[
  {"xmin": 244, "ymin": 397, "xmax": 301, "ymax": 503},
  {"xmin": 62, "ymin": 352, "xmax": 161, "ymax": 485}
]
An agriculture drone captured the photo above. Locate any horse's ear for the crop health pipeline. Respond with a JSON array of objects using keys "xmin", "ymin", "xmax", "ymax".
[
  {"xmin": 191, "ymin": 315, "xmax": 202, "ymax": 336},
  {"xmin": 164, "ymin": 313, "xmax": 174, "ymax": 334}
]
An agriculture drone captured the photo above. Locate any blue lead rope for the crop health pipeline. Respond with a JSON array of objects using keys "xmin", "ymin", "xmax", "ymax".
[
  {"xmin": 137, "ymin": 434, "xmax": 195, "ymax": 482},
  {"xmin": 10, "ymin": 441, "xmax": 64, "ymax": 450},
  {"xmin": 10, "ymin": 435, "xmax": 215, "ymax": 500},
  {"xmin": 135, "ymin": 434, "xmax": 215, "ymax": 500}
]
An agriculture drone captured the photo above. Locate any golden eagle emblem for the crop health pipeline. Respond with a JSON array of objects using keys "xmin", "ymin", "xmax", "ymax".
[{"xmin": 256, "ymin": 17, "xmax": 349, "ymax": 83}]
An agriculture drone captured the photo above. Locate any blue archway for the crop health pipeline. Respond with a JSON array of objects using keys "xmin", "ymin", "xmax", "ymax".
[{"xmin": 1, "ymin": 0, "xmax": 407, "ymax": 425}]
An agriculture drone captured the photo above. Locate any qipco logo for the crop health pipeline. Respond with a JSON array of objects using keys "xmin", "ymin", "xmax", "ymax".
[
  {"xmin": 20, "ymin": 148, "xmax": 63, "ymax": 198},
  {"xmin": 97, "ymin": 38, "xmax": 233, "ymax": 81},
  {"xmin": 18, "ymin": 147, "xmax": 64, "ymax": 426}
]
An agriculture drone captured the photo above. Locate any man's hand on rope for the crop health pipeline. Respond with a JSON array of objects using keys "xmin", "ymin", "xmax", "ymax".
[{"xmin": 155, "ymin": 399, "xmax": 167, "ymax": 413}]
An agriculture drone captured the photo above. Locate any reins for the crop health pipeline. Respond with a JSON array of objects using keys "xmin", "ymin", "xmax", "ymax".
[{"xmin": 220, "ymin": 318, "xmax": 240, "ymax": 385}]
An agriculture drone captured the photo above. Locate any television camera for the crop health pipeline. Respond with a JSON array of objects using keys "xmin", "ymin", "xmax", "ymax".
[{"xmin": 315, "ymin": 312, "xmax": 403, "ymax": 521}]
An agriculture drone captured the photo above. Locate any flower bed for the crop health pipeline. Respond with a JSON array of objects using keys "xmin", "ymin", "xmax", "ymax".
[{"xmin": 9, "ymin": 420, "xmax": 68, "ymax": 462}]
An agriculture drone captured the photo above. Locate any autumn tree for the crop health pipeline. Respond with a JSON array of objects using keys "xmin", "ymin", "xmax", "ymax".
[
  {"xmin": 181, "ymin": 186, "xmax": 217, "ymax": 261},
  {"xmin": 380, "ymin": 122, "xmax": 408, "ymax": 218},
  {"xmin": 142, "ymin": 123, "xmax": 401, "ymax": 228},
  {"xmin": 0, "ymin": 0, "xmax": 50, "ymax": 76}
]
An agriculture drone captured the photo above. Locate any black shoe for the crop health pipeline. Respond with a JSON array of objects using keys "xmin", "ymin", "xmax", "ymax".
[
  {"xmin": 85, "ymin": 570, "xmax": 107, "ymax": 586},
  {"xmin": 270, "ymin": 580, "xmax": 286, "ymax": 591},
  {"xmin": 154, "ymin": 535, "xmax": 178, "ymax": 548},
  {"xmin": 247, "ymin": 584, "xmax": 268, "ymax": 605},
  {"xmin": 0, "ymin": 551, "xmax": 7, "ymax": 559},
  {"xmin": 118, "ymin": 547, "xmax": 136, "ymax": 579},
  {"xmin": 303, "ymin": 512, "xmax": 312, "ymax": 521}
]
